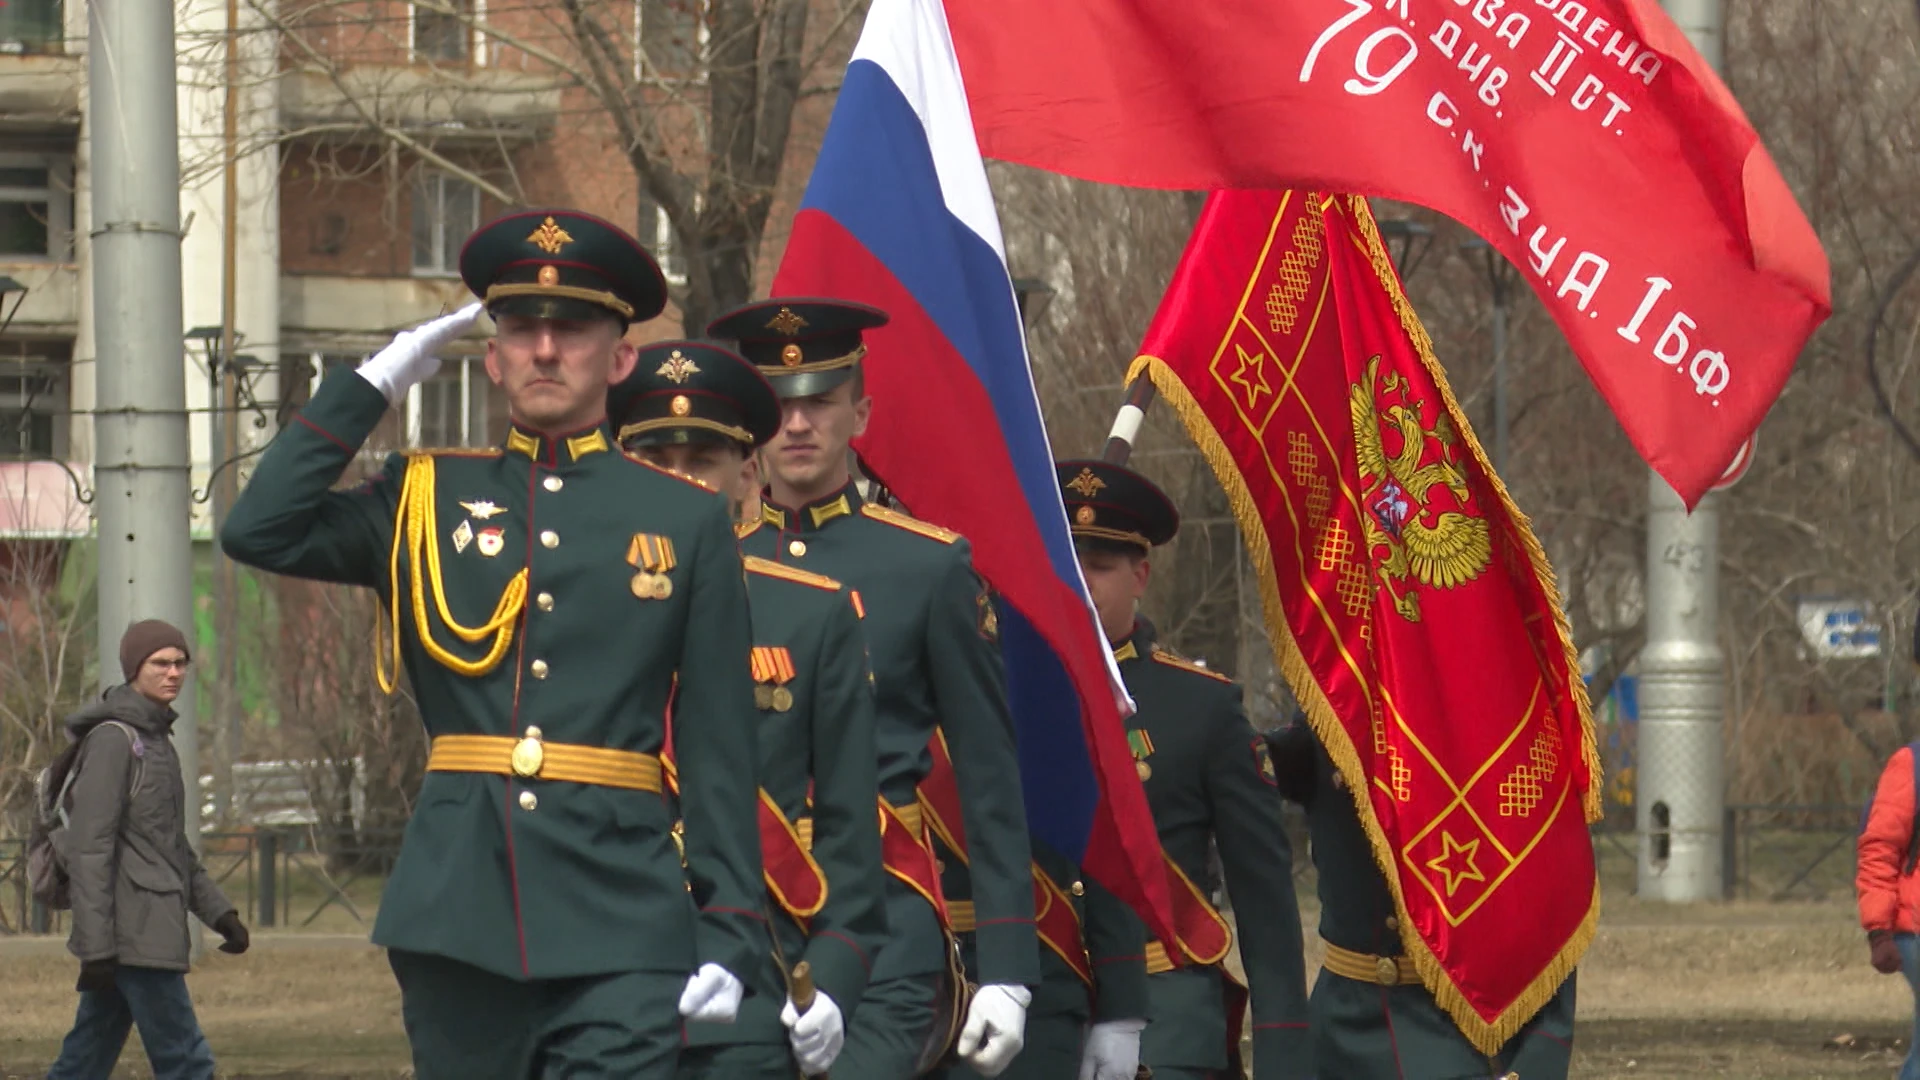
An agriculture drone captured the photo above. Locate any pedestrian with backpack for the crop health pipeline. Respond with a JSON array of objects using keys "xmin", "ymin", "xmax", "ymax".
[
  {"xmin": 37, "ymin": 620, "xmax": 249, "ymax": 1080},
  {"xmin": 1857, "ymin": 738, "xmax": 1920, "ymax": 1080}
]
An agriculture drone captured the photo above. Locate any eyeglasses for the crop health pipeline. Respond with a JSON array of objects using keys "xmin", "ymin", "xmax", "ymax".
[{"xmin": 146, "ymin": 659, "xmax": 192, "ymax": 673}]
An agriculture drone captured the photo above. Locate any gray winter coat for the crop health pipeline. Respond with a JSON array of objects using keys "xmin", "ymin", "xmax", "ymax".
[{"xmin": 63, "ymin": 685, "xmax": 234, "ymax": 971}]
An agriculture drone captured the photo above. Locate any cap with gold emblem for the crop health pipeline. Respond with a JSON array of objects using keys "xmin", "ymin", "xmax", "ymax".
[
  {"xmin": 1056, "ymin": 459, "xmax": 1179, "ymax": 554},
  {"xmin": 705, "ymin": 297, "xmax": 889, "ymax": 399},
  {"xmin": 460, "ymin": 208, "xmax": 667, "ymax": 327},
  {"xmin": 609, "ymin": 340, "xmax": 782, "ymax": 450}
]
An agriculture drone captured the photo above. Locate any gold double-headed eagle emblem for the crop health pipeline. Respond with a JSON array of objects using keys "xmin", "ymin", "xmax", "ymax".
[{"xmin": 1348, "ymin": 354, "xmax": 1491, "ymax": 622}]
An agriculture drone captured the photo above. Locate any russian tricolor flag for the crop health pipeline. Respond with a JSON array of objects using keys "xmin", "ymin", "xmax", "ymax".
[{"xmin": 772, "ymin": 0, "xmax": 1175, "ymax": 943}]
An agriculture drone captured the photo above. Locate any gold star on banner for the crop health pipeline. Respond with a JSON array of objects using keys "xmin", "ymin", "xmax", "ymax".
[
  {"xmin": 1229, "ymin": 343, "xmax": 1271, "ymax": 409},
  {"xmin": 1425, "ymin": 831, "xmax": 1487, "ymax": 898}
]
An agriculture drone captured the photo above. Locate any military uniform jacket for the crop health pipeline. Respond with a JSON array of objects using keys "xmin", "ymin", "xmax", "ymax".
[
  {"xmin": 1121, "ymin": 623, "xmax": 1311, "ymax": 1079},
  {"xmin": 1268, "ymin": 723, "xmax": 1577, "ymax": 1079},
  {"xmin": 684, "ymin": 548, "xmax": 888, "ymax": 1045},
  {"xmin": 745, "ymin": 483, "xmax": 1039, "ymax": 987},
  {"xmin": 220, "ymin": 370, "xmax": 765, "ymax": 983}
]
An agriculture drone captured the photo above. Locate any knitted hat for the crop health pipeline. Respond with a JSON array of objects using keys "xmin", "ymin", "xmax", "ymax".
[{"xmin": 120, "ymin": 619, "xmax": 191, "ymax": 682}]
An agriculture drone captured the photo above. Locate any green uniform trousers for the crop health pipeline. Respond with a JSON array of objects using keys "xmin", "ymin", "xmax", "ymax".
[
  {"xmin": 1308, "ymin": 969, "xmax": 1576, "ymax": 1080},
  {"xmin": 835, "ymin": 969, "xmax": 948, "ymax": 1077},
  {"xmin": 676, "ymin": 1041, "xmax": 794, "ymax": 1080},
  {"xmin": 389, "ymin": 949, "xmax": 681, "ymax": 1080}
]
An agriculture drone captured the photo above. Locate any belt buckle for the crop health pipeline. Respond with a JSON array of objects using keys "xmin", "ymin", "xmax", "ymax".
[
  {"xmin": 1373, "ymin": 956, "xmax": 1400, "ymax": 986},
  {"xmin": 511, "ymin": 727, "xmax": 546, "ymax": 779}
]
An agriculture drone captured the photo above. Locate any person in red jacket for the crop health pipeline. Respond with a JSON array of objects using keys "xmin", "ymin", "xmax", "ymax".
[{"xmin": 1856, "ymin": 741, "xmax": 1920, "ymax": 1080}]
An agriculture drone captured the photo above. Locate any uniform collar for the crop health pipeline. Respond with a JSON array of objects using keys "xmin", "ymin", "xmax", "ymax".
[
  {"xmin": 504, "ymin": 420, "xmax": 612, "ymax": 466},
  {"xmin": 1112, "ymin": 620, "xmax": 1155, "ymax": 662},
  {"xmin": 761, "ymin": 480, "xmax": 862, "ymax": 533}
]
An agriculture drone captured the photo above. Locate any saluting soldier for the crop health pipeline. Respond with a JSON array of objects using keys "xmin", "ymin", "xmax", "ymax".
[
  {"xmin": 220, "ymin": 210, "xmax": 765, "ymax": 1080},
  {"xmin": 1266, "ymin": 720, "xmax": 1578, "ymax": 1079},
  {"xmin": 609, "ymin": 340, "xmax": 888, "ymax": 1079},
  {"xmin": 1059, "ymin": 460, "xmax": 1312, "ymax": 1080},
  {"xmin": 709, "ymin": 298, "xmax": 1042, "ymax": 1078}
]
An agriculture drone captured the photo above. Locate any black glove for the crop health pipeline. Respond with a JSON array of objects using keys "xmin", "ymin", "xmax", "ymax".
[
  {"xmin": 1871, "ymin": 930, "xmax": 1903, "ymax": 975},
  {"xmin": 76, "ymin": 957, "xmax": 117, "ymax": 994},
  {"xmin": 214, "ymin": 911, "xmax": 250, "ymax": 955}
]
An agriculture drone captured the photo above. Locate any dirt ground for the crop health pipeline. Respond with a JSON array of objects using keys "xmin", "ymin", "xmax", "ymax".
[{"xmin": 0, "ymin": 897, "xmax": 1912, "ymax": 1078}]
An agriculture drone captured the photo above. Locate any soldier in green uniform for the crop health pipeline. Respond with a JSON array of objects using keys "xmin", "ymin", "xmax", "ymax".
[
  {"xmin": 930, "ymin": 840, "xmax": 1149, "ymax": 1080},
  {"xmin": 1266, "ymin": 720, "xmax": 1578, "ymax": 1079},
  {"xmin": 220, "ymin": 210, "xmax": 766, "ymax": 1080},
  {"xmin": 1059, "ymin": 459, "xmax": 1312, "ymax": 1080},
  {"xmin": 608, "ymin": 340, "xmax": 889, "ymax": 1079},
  {"xmin": 709, "ymin": 298, "xmax": 1041, "ymax": 1077}
]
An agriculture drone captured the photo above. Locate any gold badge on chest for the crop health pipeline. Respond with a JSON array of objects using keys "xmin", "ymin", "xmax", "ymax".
[
  {"xmin": 750, "ymin": 646, "xmax": 797, "ymax": 711},
  {"xmin": 451, "ymin": 519, "xmax": 474, "ymax": 554},
  {"xmin": 476, "ymin": 526, "xmax": 505, "ymax": 558},
  {"xmin": 627, "ymin": 533, "xmax": 678, "ymax": 600},
  {"xmin": 1129, "ymin": 729, "xmax": 1155, "ymax": 781}
]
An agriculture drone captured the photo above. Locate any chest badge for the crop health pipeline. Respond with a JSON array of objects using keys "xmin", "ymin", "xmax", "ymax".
[
  {"xmin": 460, "ymin": 499, "xmax": 507, "ymax": 520},
  {"xmin": 750, "ymin": 646, "xmax": 797, "ymax": 711},
  {"xmin": 628, "ymin": 533, "xmax": 678, "ymax": 600},
  {"xmin": 451, "ymin": 519, "xmax": 474, "ymax": 554},
  {"xmin": 476, "ymin": 527, "xmax": 505, "ymax": 557},
  {"xmin": 1129, "ymin": 729, "xmax": 1155, "ymax": 781}
]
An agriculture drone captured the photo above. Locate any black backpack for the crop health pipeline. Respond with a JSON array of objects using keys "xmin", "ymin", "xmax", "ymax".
[{"xmin": 25, "ymin": 722, "xmax": 144, "ymax": 911}]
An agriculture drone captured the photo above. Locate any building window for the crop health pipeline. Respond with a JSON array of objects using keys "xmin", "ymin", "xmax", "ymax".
[
  {"xmin": 0, "ymin": 0, "xmax": 64, "ymax": 55},
  {"xmin": 638, "ymin": 193, "xmax": 689, "ymax": 286},
  {"xmin": 0, "ymin": 341, "xmax": 72, "ymax": 461},
  {"xmin": 0, "ymin": 153, "xmax": 74, "ymax": 261},
  {"xmin": 636, "ymin": 0, "xmax": 707, "ymax": 81},
  {"xmin": 412, "ymin": 0, "xmax": 476, "ymax": 64},
  {"xmin": 411, "ymin": 171, "xmax": 480, "ymax": 276},
  {"xmin": 409, "ymin": 359, "xmax": 490, "ymax": 448}
]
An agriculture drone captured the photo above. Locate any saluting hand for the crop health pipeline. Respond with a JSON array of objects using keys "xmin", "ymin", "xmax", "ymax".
[{"xmin": 356, "ymin": 302, "xmax": 484, "ymax": 405}]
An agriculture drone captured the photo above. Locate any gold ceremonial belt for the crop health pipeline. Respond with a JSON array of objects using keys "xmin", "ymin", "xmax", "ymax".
[
  {"xmin": 947, "ymin": 900, "xmax": 977, "ymax": 934},
  {"xmin": 427, "ymin": 732, "xmax": 663, "ymax": 792},
  {"xmin": 1322, "ymin": 940, "xmax": 1421, "ymax": 987},
  {"xmin": 889, "ymin": 799, "xmax": 924, "ymax": 837},
  {"xmin": 1145, "ymin": 940, "xmax": 1177, "ymax": 975}
]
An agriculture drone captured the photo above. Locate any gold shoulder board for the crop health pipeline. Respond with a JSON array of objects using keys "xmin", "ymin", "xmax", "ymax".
[
  {"xmin": 625, "ymin": 454, "xmax": 719, "ymax": 492},
  {"xmin": 410, "ymin": 447, "xmax": 504, "ymax": 459},
  {"xmin": 744, "ymin": 555, "xmax": 844, "ymax": 592},
  {"xmin": 1152, "ymin": 647, "xmax": 1234, "ymax": 684},
  {"xmin": 861, "ymin": 504, "xmax": 960, "ymax": 544}
]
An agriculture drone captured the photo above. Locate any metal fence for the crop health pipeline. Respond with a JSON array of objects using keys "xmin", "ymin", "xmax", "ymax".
[
  {"xmin": 1, "ymin": 827, "xmax": 405, "ymax": 937},
  {"xmin": 0, "ymin": 806, "xmax": 1871, "ymax": 936}
]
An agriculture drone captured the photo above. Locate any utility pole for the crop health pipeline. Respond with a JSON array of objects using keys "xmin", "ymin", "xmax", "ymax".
[
  {"xmin": 211, "ymin": 0, "xmax": 243, "ymax": 823},
  {"xmin": 1638, "ymin": 0, "xmax": 1726, "ymax": 902},
  {"xmin": 90, "ymin": 0, "xmax": 200, "ymax": 844}
]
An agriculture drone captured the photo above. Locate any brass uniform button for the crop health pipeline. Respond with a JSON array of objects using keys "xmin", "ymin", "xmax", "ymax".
[
  {"xmin": 518, "ymin": 790, "xmax": 538, "ymax": 812},
  {"xmin": 544, "ymin": 475, "xmax": 563, "ymax": 492},
  {"xmin": 1385, "ymin": 915, "xmax": 1399, "ymax": 932},
  {"xmin": 540, "ymin": 529, "xmax": 559, "ymax": 548},
  {"xmin": 1331, "ymin": 769, "xmax": 1349, "ymax": 792},
  {"xmin": 1070, "ymin": 881, "xmax": 1085, "ymax": 897},
  {"xmin": 536, "ymin": 592, "xmax": 554, "ymax": 612},
  {"xmin": 1374, "ymin": 957, "xmax": 1400, "ymax": 985},
  {"xmin": 530, "ymin": 659, "xmax": 549, "ymax": 679},
  {"xmin": 789, "ymin": 540, "xmax": 807, "ymax": 558}
]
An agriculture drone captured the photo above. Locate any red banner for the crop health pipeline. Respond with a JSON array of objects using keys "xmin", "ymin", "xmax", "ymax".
[
  {"xmin": 1129, "ymin": 191, "xmax": 1598, "ymax": 1052},
  {"xmin": 947, "ymin": 0, "xmax": 1830, "ymax": 507}
]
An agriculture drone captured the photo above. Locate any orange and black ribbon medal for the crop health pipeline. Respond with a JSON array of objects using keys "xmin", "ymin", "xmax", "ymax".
[
  {"xmin": 627, "ymin": 534, "xmax": 677, "ymax": 600},
  {"xmin": 750, "ymin": 646, "xmax": 797, "ymax": 712}
]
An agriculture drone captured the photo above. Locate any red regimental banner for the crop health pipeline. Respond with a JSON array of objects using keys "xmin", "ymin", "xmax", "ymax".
[
  {"xmin": 949, "ymin": 0, "xmax": 1831, "ymax": 506},
  {"xmin": 1129, "ymin": 190, "xmax": 1598, "ymax": 1053}
]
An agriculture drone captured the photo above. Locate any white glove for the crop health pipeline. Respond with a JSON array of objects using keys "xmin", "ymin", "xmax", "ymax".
[
  {"xmin": 677, "ymin": 962, "xmax": 744, "ymax": 1023},
  {"xmin": 1077, "ymin": 1018, "xmax": 1146, "ymax": 1080},
  {"xmin": 355, "ymin": 302, "xmax": 484, "ymax": 405},
  {"xmin": 779, "ymin": 989, "xmax": 845, "ymax": 1076},
  {"xmin": 956, "ymin": 983, "xmax": 1032, "ymax": 1077}
]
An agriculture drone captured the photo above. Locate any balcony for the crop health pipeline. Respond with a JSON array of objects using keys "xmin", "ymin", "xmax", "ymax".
[
  {"xmin": 280, "ymin": 273, "xmax": 479, "ymax": 342},
  {"xmin": 279, "ymin": 64, "xmax": 565, "ymax": 146},
  {"xmin": 0, "ymin": 54, "xmax": 81, "ymax": 133},
  {"xmin": 0, "ymin": 261, "xmax": 80, "ymax": 332}
]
